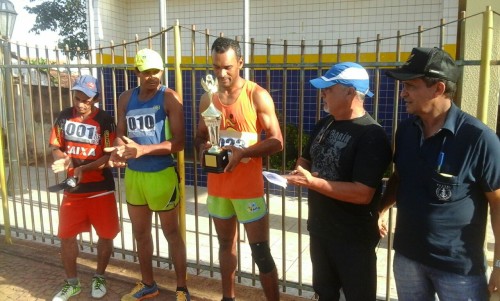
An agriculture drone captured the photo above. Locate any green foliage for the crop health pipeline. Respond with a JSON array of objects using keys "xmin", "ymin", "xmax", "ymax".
[
  {"xmin": 28, "ymin": 58, "xmax": 59, "ymax": 86},
  {"xmin": 25, "ymin": 0, "xmax": 88, "ymax": 60},
  {"xmin": 269, "ymin": 122, "xmax": 310, "ymax": 171},
  {"xmin": 28, "ymin": 58, "xmax": 51, "ymax": 70}
]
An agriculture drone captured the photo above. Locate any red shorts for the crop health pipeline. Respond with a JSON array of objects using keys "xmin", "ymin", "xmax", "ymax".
[{"xmin": 58, "ymin": 191, "xmax": 120, "ymax": 239}]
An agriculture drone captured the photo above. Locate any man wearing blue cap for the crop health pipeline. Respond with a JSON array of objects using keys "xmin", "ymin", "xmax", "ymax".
[
  {"xmin": 379, "ymin": 47, "xmax": 500, "ymax": 300},
  {"xmin": 285, "ymin": 62, "xmax": 392, "ymax": 300},
  {"xmin": 49, "ymin": 75, "xmax": 119, "ymax": 301}
]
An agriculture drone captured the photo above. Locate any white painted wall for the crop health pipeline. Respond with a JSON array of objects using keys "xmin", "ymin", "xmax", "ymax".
[
  {"xmin": 460, "ymin": 1, "xmax": 500, "ymax": 130},
  {"xmin": 90, "ymin": 0, "xmax": 459, "ymax": 56}
]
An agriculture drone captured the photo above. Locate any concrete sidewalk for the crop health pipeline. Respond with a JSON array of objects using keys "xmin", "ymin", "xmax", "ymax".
[{"xmin": 0, "ymin": 235, "xmax": 310, "ymax": 301}]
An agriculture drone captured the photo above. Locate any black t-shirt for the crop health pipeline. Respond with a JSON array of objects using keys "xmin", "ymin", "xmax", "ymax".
[{"xmin": 303, "ymin": 113, "xmax": 392, "ymax": 243}]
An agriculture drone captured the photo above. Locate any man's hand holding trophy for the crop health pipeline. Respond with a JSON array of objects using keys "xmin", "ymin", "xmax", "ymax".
[{"xmin": 200, "ymin": 74, "xmax": 229, "ymax": 173}]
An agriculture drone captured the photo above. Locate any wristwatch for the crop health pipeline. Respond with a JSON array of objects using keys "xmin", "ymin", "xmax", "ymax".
[{"xmin": 494, "ymin": 259, "xmax": 500, "ymax": 268}]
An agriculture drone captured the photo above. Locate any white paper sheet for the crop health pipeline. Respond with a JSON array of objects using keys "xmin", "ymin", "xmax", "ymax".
[{"xmin": 262, "ymin": 171, "xmax": 288, "ymax": 188}]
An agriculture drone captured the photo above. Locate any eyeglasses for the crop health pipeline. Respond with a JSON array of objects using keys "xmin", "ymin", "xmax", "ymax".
[{"xmin": 317, "ymin": 118, "xmax": 335, "ymax": 144}]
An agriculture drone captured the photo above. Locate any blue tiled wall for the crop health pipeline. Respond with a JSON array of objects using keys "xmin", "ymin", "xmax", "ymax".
[{"xmin": 99, "ymin": 67, "xmax": 408, "ymax": 191}]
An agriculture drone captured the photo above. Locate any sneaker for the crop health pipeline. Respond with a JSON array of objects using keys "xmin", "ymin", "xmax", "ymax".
[
  {"xmin": 176, "ymin": 290, "xmax": 191, "ymax": 301},
  {"xmin": 52, "ymin": 280, "xmax": 81, "ymax": 301},
  {"xmin": 121, "ymin": 281, "xmax": 159, "ymax": 301},
  {"xmin": 91, "ymin": 276, "xmax": 107, "ymax": 299}
]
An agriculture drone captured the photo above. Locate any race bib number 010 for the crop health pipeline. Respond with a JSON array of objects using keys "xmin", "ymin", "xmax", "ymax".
[{"xmin": 126, "ymin": 108, "xmax": 157, "ymax": 138}]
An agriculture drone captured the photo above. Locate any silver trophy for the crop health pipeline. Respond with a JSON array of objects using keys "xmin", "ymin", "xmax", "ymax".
[
  {"xmin": 48, "ymin": 176, "xmax": 78, "ymax": 192},
  {"xmin": 201, "ymin": 74, "xmax": 229, "ymax": 173}
]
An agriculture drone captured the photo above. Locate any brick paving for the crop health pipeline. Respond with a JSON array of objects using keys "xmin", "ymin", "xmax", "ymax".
[
  {"xmin": 0, "ymin": 235, "xmax": 309, "ymax": 301},
  {"xmin": 0, "ymin": 236, "xmax": 170, "ymax": 301}
]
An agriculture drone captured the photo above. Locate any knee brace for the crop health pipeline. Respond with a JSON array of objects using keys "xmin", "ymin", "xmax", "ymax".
[{"xmin": 250, "ymin": 241, "xmax": 276, "ymax": 274}]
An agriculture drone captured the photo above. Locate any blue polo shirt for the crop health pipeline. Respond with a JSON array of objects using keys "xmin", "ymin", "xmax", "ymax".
[{"xmin": 393, "ymin": 102, "xmax": 500, "ymax": 275}]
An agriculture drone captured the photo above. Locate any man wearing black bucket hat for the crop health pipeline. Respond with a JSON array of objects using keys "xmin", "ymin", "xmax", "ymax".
[
  {"xmin": 285, "ymin": 62, "xmax": 392, "ymax": 301},
  {"xmin": 379, "ymin": 47, "xmax": 500, "ymax": 300}
]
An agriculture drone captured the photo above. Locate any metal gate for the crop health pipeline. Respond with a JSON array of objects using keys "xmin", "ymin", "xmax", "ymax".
[{"xmin": 0, "ymin": 10, "xmax": 498, "ymax": 300}]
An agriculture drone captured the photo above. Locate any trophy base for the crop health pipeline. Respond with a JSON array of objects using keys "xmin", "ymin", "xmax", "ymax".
[{"xmin": 202, "ymin": 149, "xmax": 229, "ymax": 173}]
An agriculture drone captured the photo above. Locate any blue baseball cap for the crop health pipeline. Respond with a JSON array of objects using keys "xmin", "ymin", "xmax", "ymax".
[
  {"xmin": 310, "ymin": 62, "xmax": 374, "ymax": 97},
  {"xmin": 71, "ymin": 75, "xmax": 99, "ymax": 98}
]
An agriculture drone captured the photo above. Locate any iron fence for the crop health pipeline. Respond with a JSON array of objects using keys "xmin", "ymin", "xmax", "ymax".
[{"xmin": 0, "ymin": 10, "xmax": 499, "ymax": 300}]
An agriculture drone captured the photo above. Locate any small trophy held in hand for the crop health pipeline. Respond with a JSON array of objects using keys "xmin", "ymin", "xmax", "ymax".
[
  {"xmin": 201, "ymin": 74, "xmax": 229, "ymax": 173},
  {"xmin": 48, "ymin": 176, "xmax": 78, "ymax": 192}
]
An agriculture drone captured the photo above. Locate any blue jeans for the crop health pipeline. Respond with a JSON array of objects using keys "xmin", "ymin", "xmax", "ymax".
[{"xmin": 393, "ymin": 252, "xmax": 488, "ymax": 301}]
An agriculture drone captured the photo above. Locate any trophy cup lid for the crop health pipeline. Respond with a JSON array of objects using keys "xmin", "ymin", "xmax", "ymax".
[{"xmin": 201, "ymin": 102, "xmax": 222, "ymax": 118}]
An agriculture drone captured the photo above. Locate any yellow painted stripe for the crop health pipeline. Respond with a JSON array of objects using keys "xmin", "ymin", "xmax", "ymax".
[{"xmin": 97, "ymin": 44, "xmax": 457, "ymax": 66}]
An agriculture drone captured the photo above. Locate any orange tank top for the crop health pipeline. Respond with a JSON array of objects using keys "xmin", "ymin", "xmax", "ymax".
[{"xmin": 207, "ymin": 81, "xmax": 264, "ymax": 198}]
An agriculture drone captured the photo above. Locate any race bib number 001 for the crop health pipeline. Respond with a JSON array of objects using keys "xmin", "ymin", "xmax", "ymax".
[{"xmin": 64, "ymin": 120, "xmax": 99, "ymax": 145}]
